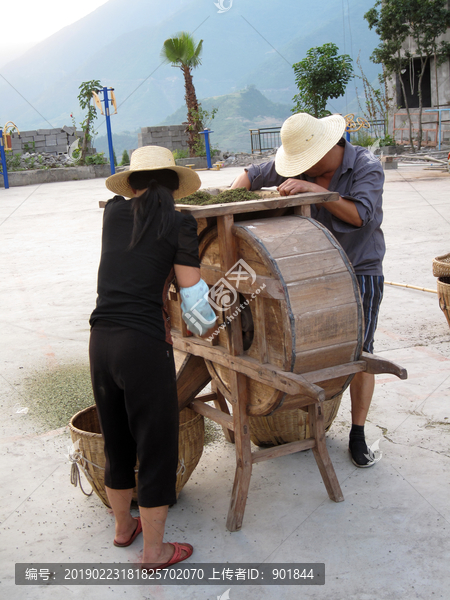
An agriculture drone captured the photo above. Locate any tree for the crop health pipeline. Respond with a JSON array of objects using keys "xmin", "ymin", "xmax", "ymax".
[
  {"xmin": 355, "ymin": 53, "xmax": 395, "ymax": 139},
  {"xmin": 365, "ymin": 0, "xmax": 450, "ymax": 151},
  {"xmin": 121, "ymin": 149, "xmax": 130, "ymax": 165},
  {"xmin": 161, "ymin": 32, "xmax": 204, "ymax": 157},
  {"xmin": 291, "ymin": 43, "xmax": 353, "ymax": 118},
  {"xmin": 77, "ymin": 80, "xmax": 102, "ymax": 165},
  {"xmin": 404, "ymin": 1, "xmax": 450, "ymax": 149}
]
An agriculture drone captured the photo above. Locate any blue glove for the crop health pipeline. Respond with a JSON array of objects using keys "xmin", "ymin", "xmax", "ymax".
[{"xmin": 180, "ymin": 279, "xmax": 217, "ymax": 336}]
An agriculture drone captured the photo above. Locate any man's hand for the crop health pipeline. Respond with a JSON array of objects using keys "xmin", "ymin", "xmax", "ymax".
[
  {"xmin": 277, "ymin": 178, "xmax": 363, "ymax": 227},
  {"xmin": 277, "ymin": 178, "xmax": 325, "ymax": 196}
]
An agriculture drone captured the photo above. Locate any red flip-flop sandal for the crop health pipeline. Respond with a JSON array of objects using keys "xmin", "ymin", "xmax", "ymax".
[
  {"xmin": 144, "ymin": 542, "xmax": 194, "ymax": 571},
  {"xmin": 113, "ymin": 517, "xmax": 142, "ymax": 547}
]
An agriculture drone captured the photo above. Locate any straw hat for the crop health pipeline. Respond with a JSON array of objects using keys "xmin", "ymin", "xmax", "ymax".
[
  {"xmin": 105, "ymin": 145, "xmax": 201, "ymax": 200},
  {"xmin": 275, "ymin": 113, "xmax": 347, "ymax": 177}
]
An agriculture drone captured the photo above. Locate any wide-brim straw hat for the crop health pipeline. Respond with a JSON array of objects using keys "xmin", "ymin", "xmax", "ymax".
[
  {"xmin": 275, "ymin": 113, "xmax": 347, "ymax": 177},
  {"xmin": 105, "ymin": 145, "xmax": 201, "ymax": 200}
]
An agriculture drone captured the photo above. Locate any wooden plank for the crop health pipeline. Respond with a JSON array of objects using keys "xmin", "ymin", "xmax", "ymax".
[
  {"xmin": 194, "ymin": 392, "xmax": 217, "ymax": 403},
  {"xmin": 294, "ymin": 341, "xmax": 360, "ymax": 375},
  {"xmin": 251, "ymin": 438, "xmax": 316, "ymax": 463},
  {"xmin": 301, "ymin": 360, "xmax": 366, "ymax": 384},
  {"xmin": 175, "ymin": 191, "xmax": 338, "ymax": 219},
  {"xmin": 276, "ymin": 249, "xmax": 346, "ymax": 284},
  {"xmin": 235, "ymin": 216, "xmax": 333, "ymax": 259},
  {"xmin": 176, "ymin": 354, "xmax": 212, "ymax": 411},
  {"xmin": 172, "ymin": 333, "xmax": 325, "ymax": 401},
  {"xmin": 294, "ymin": 205, "xmax": 311, "ymax": 217},
  {"xmin": 226, "ymin": 371, "xmax": 252, "ymax": 532},
  {"xmin": 190, "ymin": 399, "xmax": 234, "ymax": 431},
  {"xmin": 200, "ymin": 264, "xmax": 285, "ymax": 300},
  {"xmin": 217, "ymin": 214, "xmax": 243, "ymax": 357},
  {"xmin": 287, "ymin": 272, "xmax": 357, "ymax": 315},
  {"xmin": 308, "ymin": 403, "xmax": 344, "ymax": 502},
  {"xmin": 212, "ymin": 382, "xmax": 235, "ymax": 443},
  {"xmin": 294, "ymin": 303, "xmax": 360, "ymax": 353},
  {"xmin": 254, "ymin": 296, "xmax": 268, "ymax": 364}
]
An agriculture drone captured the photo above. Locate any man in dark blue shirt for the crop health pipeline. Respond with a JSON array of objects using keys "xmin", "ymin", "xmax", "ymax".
[{"xmin": 231, "ymin": 112, "xmax": 385, "ymax": 467}]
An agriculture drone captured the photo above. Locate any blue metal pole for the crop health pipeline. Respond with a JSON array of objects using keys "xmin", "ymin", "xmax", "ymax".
[
  {"xmin": 0, "ymin": 129, "xmax": 10, "ymax": 189},
  {"xmin": 200, "ymin": 129, "xmax": 213, "ymax": 169},
  {"xmin": 102, "ymin": 87, "xmax": 115, "ymax": 175},
  {"xmin": 345, "ymin": 129, "xmax": 351, "ymax": 142}
]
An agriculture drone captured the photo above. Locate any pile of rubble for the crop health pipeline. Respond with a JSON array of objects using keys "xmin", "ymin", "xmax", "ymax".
[
  {"xmin": 221, "ymin": 151, "xmax": 276, "ymax": 167},
  {"xmin": 8, "ymin": 152, "xmax": 75, "ymax": 171}
]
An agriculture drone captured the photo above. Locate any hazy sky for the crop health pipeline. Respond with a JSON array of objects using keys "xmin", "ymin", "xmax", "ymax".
[{"xmin": 0, "ymin": 0, "xmax": 109, "ymax": 66}]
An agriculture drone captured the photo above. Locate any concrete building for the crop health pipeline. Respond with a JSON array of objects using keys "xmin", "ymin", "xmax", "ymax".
[{"xmin": 389, "ymin": 20, "xmax": 450, "ymax": 147}]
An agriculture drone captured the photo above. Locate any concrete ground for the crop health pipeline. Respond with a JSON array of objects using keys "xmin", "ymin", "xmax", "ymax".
[{"xmin": 0, "ymin": 165, "xmax": 449, "ymax": 600}]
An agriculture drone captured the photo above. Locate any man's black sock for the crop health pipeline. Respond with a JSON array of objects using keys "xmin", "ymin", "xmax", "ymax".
[{"xmin": 350, "ymin": 424, "xmax": 365, "ymax": 439}]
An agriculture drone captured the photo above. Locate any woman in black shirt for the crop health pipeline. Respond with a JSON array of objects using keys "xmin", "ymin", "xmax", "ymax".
[{"xmin": 89, "ymin": 146, "xmax": 216, "ymax": 569}]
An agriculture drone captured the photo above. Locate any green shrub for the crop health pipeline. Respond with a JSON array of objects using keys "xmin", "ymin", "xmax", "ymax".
[
  {"xmin": 379, "ymin": 134, "xmax": 395, "ymax": 147},
  {"xmin": 172, "ymin": 149, "xmax": 189, "ymax": 161},
  {"xmin": 85, "ymin": 152, "xmax": 107, "ymax": 165},
  {"xmin": 352, "ymin": 131, "xmax": 376, "ymax": 148}
]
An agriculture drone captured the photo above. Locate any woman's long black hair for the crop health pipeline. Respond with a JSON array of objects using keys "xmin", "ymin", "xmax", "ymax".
[{"xmin": 127, "ymin": 169, "xmax": 179, "ymax": 250}]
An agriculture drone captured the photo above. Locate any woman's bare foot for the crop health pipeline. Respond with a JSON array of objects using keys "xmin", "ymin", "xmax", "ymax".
[{"xmin": 113, "ymin": 515, "xmax": 139, "ymax": 546}]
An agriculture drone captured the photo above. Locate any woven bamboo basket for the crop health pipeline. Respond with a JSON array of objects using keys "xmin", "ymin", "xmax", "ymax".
[
  {"xmin": 437, "ymin": 277, "xmax": 450, "ymax": 329},
  {"xmin": 249, "ymin": 393, "xmax": 343, "ymax": 447},
  {"xmin": 432, "ymin": 253, "xmax": 450, "ymax": 278},
  {"xmin": 69, "ymin": 405, "xmax": 204, "ymax": 507}
]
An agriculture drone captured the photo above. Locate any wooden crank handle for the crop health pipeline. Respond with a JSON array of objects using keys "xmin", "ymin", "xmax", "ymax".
[{"xmin": 361, "ymin": 352, "xmax": 408, "ymax": 380}]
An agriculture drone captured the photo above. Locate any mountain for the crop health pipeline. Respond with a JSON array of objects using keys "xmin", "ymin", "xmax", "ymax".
[
  {"xmin": 95, "ymin": 85, "xmax": 292, "ymax": 156},
  {"xmin": 160, "ymin": 86, "xmax": 292, "ymax": 152},
  {"xmin": 0, "ymin": 0, "xmax": 381, "ymax": 149}
]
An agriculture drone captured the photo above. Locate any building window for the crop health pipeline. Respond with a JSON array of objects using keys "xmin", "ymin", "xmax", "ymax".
[{"xmin": 397, "ymin": 57, "xmax": 432, "ymax": 108}]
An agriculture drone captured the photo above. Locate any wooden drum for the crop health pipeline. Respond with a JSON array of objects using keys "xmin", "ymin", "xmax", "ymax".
[{"xmin": 170, "ymin": 214, "xmax": 363, "ymax": 424}]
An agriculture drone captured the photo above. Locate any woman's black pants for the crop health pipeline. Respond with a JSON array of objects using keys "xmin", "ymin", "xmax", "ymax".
[{"xmin": 89, "ymin": 320, "xmax": 178, "ymax": 508}]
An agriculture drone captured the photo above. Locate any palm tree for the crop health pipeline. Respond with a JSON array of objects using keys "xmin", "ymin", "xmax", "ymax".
[{"xmin": 161, "ymin": 32, "xmax": 203, "ymax": 157}]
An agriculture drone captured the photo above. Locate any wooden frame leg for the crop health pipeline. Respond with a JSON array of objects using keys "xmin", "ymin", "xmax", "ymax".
[
  {"xmin": 308, "ymin": 403, "xmax": 344, "ymax": 502},
  {"xmin": 211, "ymin": 382, "xmax": 235, "ymax": 444},
  {"xmin": 226, "ymin": 372, "xmax": 252, "ymax": 531}
]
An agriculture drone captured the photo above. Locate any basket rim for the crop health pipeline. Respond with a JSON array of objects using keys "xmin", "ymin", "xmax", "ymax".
[
  {"xmin": 69, "ymin": 404, "xmax": 204, "ymax": 436},
  {"xmin": 437, "ymin": 277, "xmax": 450, "ymax": 286},
  {"xmin": 432, "ymin": 254, "xmax": 450, "ymax": 277},
  {"xmin": 69, "ymin": 405, "xmax": 101, "ymax": 437},
  {"xmin": 434, "ymin": 252, "xmax": 450, "ymax": 263}
]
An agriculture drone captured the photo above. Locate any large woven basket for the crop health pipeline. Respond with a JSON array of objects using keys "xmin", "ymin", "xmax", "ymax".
[
  {"xmin": 437, "ymin": 277, "xmax": 450, "ymax": 329},
  {"xmin": 249, "ymin": 393, "xmax": 343, "ymax": 446},
  {"xmin": 433, "ymin": 253, "xmax": 450, "ymax": 278},
  {"xmin": 69, "ymin": 405, "xmax": 204, "ymax": 507}
]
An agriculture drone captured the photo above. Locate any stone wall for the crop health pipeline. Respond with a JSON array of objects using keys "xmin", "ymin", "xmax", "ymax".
[
  {"xmin": 9, "ymin": 127, "xmax": 93, "ymax": 156},
  {"xmin": 138, "ymin": 125, "xmax": 188, "ymax": 151},
  {"xmin": 0, "ymin": 164, "xmax": 111, "ymax": 188}
]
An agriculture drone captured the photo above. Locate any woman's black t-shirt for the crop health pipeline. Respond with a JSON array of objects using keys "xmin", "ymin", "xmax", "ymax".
[{"xmin": 89, "ymin": 196, "xmax": 200, "ymax": 343}]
